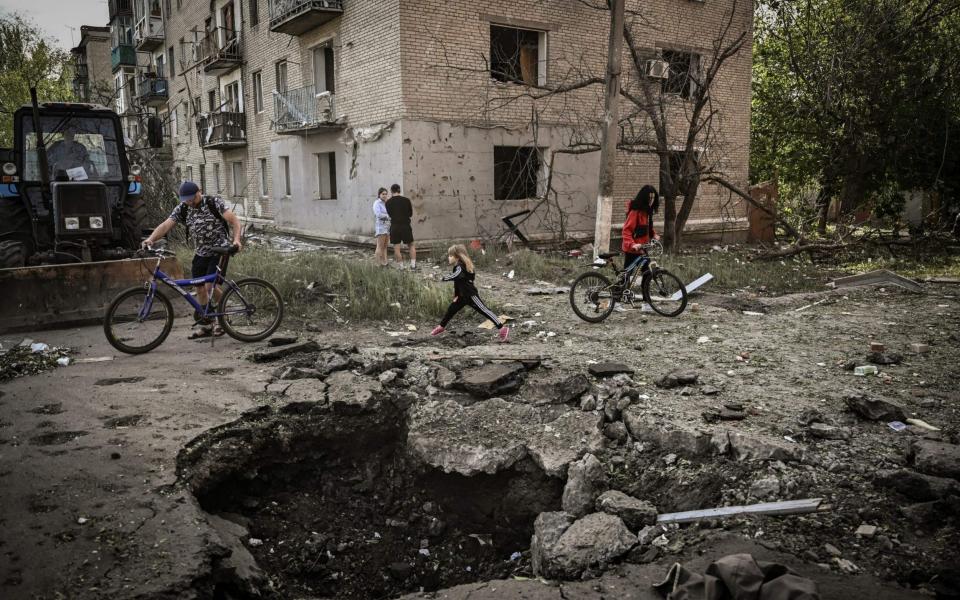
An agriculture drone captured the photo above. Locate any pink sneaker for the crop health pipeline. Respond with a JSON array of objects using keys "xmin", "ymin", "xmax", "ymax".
[
  {"xmin": 497, "ymin": 326, "xmax": 510, "ymax": 342},
  {"xmin": 430, "ymin": 325, "xmax": 445, "ymax": 336}
]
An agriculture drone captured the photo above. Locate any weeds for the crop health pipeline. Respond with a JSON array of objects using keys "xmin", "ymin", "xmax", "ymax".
[
  {"xmin": 425, "ymin": 241, "xmax": 580, "ymax": 284},
  {"xmin": 206, "ymin": 247, "xmax": 449, "ymax": 322}
]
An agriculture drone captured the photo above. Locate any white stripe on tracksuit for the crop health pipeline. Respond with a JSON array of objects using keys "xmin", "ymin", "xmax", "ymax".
[{"xmin": 471, "ymin": 295, "xmax": 501, "ymax": 327}]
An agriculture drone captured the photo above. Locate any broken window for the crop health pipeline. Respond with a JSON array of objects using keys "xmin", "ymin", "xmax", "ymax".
[
  {"xmin": 315, "ymin": 152, "xmax": 337, "ymax": 200},
  {"xmin": 494, "ymin": 146, "xmax": 541, "ymax": 200},
  {"xmin": 490, "ymin": 25, "xmax": 542, "ymax": 86},
  {"xmin": 661, "ymin": 50, "xmax": 700, "ymax": 100}
]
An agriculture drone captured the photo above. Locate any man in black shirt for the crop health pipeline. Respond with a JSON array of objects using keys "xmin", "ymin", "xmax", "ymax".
[{"xmin": 385, "ymin": 183, "xmax": 417, "ymax": 269}]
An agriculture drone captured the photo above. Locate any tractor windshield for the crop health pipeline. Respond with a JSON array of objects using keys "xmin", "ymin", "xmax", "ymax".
[{"xmin": 22, "ymin": 115, "xmax": 124, "ymax": 183}]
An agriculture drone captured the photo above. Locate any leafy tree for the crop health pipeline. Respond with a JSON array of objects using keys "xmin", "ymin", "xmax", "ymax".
[
  {"xmin": 751, "ymin": 0, "xmax": 960, "ymax": 233},
  {"xmin": 0, "ymin": 13, "xmax": 74, "ymax": 147}
]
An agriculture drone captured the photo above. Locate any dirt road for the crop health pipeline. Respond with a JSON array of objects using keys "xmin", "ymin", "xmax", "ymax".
[{"xmin": 1, "ymin": 273, "xmax": 958, "ymax": 599}]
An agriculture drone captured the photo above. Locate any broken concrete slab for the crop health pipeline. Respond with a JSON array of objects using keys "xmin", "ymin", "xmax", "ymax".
[
  {"xmin": 530, "ymin": 511, "xmax": 575, "ymax": 578},
  {"xmin": 249, "ymin": 340, "xmax": 319, "ymax": 362},
  {"xmin": 809, "ymin": 423, "xmax": 851, "ymax": 441},
  {"xmin": 719, "ymin": 430, "xmax": 800, "ymax": 462},
  {"xmin": 527, "ymin": 410, "xmax": 605, "ymax": 477},
  {"xmin": 874, "ymin": 469, "xmax": 960, "ymax": 501},
  {"xmin": 562, "ymin": 453, "xmax": 606, "ymax": 518},
  {"xmin": 283, "ymin": 379, "xmax": 327, "ymax": 404},
  {"xmin": 588, "ymin": 362, "xmax": 635, "ymax": 378},
  {"xmin": 908, "ymin": 439, "xmax": 960, "ymax": 480},
  {"xmin": 595, "ymin": 490, "xmax": 657, "ymax": 531},
  {"xmin": 831, "ymin": 269, "xmax": 923, "ymax": 293},
  {"xmin": 325, "ymin": 371, "xmax": 382, "ymax": 414},
  {"xmin": 459, "ymin": 362, "xmax": 526, "ymax": 398},
  {"xmin": 844, "ymin": 394, "xmax": 907, "ymax": 422},
  {"xmin": 623, "ymin": 412, "xmax": 714, "ymax": 458},
  {"xmin": 654, "ymin": 370, "xmax": 699, "ymax": 389},
  {"xmin": 406, "ymin": 398, "xmax": 534, "ymax": 476},
  {"xmin": 535, "ymin": 512, "xmax": 637, "ymax": 579},
  {"xmin": 316, "ymin": 350, "xmax": 361, "ymax": 377}
]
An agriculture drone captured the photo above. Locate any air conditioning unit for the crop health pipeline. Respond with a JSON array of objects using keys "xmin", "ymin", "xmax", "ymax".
[{"xmin": 646, "ymin": 59, "xmax": 670, "ymax": 79}]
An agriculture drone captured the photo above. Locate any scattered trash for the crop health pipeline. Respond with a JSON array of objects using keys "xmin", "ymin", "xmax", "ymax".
[
  {"xmin": 795, "ymin": 299, "xmax": 828, "ymax": 313},
  {"xmin": 910, "ymin": 343, "xmax": 930, "ymax": 354},
  {"xmin": 506, "ymin": 270, "xmax": 515, "ymax": 279},
  {"xmin": 418, "ymin": 548, "xmax": 430, "ymax": 556},
  {"xmin": 406, "ymin": 324, "xmax": 418, "ymax": 332},
  {"xmin": 30, "ymin": 343, "xmax": 49, "ymax": 353},
  {"xmin": 77, "ymin": 517, "xmax": 88, "ymax": 524},
  {"xmin": 568, "ymin": 249, "xmax": 583, "ymax": 257},
  {"xmin": 478, "ymin": 315, "xmax": 512, "ymax": 330},
  {"xmin": 656, "ymin": 498, "xmax": 825, "ymax": 524},
  {"xmin": 510, "ymin": 551, "xmax": 522, "ymax": 561},
  {"xmin": 831, "ymin": 269, "xmax": 923, "ymax": 293},
  {"xmin": 742, "ymin": 310, "xmax": 765, "ymax": 316},
  {"xmin": 905, "ymin": 418, "xmax": 941, "ymax": 432},
  {"xmin": 468, "ymin": 533, "xmax": 493, "ymax": 546},
  {"xmin": 696, "ymin": 336, "xmax": 711, "ymax": 344},
  {"xmin": 853, "ymin": 365, "xmax": 878, "ymax": 376},
  {"xmin": 672, "ymin": 273, "xmax": 713, "ymax": 300},
  {"xmin": 869, "ymin": 342, "xmax": 885, "ymax": 353},
  {"xmin": 248, "ymin": 538, "xmax": 264, "ymax": 547},
  {"xmin": 56, "ymin": 357, "xmax": 71, "ymax": 367},
  {"xmin": 855, "ymin": 524, "xmax": 878, "ymax": 537},
  {"xmin": 887, "ymin": 421, "xmax": 908, "ymax": 432}
]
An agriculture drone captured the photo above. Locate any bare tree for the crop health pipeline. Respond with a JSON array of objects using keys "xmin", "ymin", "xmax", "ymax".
[{"xmin": 424, "ymin": 0, "xmax": 753, "ymax": 251}]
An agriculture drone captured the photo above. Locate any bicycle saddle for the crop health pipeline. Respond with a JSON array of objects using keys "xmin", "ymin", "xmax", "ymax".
[{"xmin": 210, "ymin": 245, "xmax": 240, "ymax": 256}]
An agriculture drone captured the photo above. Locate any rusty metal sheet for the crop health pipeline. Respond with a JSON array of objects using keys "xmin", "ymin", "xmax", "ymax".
[{"xmin": 0, "ymin": 257, "xmax": 184, "ymax": 333}]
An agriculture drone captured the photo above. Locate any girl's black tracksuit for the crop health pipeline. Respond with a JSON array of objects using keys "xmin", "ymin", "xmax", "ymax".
[{"xmin": 440, "ymin": 261, "xmax": 503, "ymax": 328}]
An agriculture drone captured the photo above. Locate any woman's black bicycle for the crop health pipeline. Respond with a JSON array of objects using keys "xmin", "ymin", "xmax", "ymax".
[{"xmin": 569, "ymin": 244, "xmax": 687, "ymax": 323}]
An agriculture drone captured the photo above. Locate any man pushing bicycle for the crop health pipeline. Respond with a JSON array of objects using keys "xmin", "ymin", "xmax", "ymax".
[{"xmin": 142, "ymin": 181, "xmax": 244, "ymax": 339}]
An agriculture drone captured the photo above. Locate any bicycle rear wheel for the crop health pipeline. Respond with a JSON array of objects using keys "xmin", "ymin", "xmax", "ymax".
[
  {"xmin": 569, "ymin": 271, "xmax": 617, "ymax": 323},
  {"xmin": 103, "ymin": 287, "xmax": 174, "ymax": 354},
  {"xmin": 218, "ymin": 277, "xmax": 284, "ymax": 342},
  {"xmin": 642, "ymin": 269, "xmax": 687, "ymax": 317}
]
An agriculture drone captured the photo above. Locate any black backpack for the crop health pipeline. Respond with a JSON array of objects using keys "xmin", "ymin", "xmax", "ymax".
[{"xmin": 184, "ymin": 196, "xmax": 231, "ymax": 239}]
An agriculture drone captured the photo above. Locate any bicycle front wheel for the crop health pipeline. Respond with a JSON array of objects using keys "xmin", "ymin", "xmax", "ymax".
[
  {"xmin": 642, "ymin": 269, "xmax": 688, "ymax": 317},
  {"xmin": 218, "ymin": 278, "xmax": 284, "ymax": 342},
  {"xmin": 569, "ymin": 271, "xmax": 617, "ymax": 323},
  {"xmin": 103, "ymin": 287, "xmax": 174, "ymax": 354}
]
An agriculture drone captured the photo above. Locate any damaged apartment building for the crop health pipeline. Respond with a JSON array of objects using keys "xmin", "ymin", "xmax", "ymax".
[{"xmin": 99, "ymin": 0, "xmax": 753, "ymax": 243}]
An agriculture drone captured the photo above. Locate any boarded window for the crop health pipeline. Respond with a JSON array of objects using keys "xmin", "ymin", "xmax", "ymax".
[
  {"xmin": 662, "ymin": 50, "xmax": 699, "ymax": 100},
  {"xmin": 494, "ymin": 146, "xmax": 540, "ymax": 200},
  {"xmin": 315, "ymin": 152, "xmax": 337, "ymax": 199},
  {"xmin": 490, "ymin": 25, "xmax": 541, "ymax": 86}
]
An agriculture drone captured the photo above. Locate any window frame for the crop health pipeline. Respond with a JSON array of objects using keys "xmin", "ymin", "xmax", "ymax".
[
  {"xmin": 314, "ymin": 152, "xmax": 337, "ymax": 200},
  {"xmin": 252, "ymin": 70, "xmax": 263, "ymax": 113},
  {"xmin": 493, "ymin": 145, "xmax": 543, "ymax": 201},
  {"xmin": 231, "ymin": 161, "xmax": 244, "ymax": 198},
  {"xmin": 489, "ymin": 24, "xmax": 547, "ymax": 87},
  {"xmin": 259, "ymin": 157, "xmax": 269, "ymax": 198},
  {"xmin": 280, "ymin": 156, "xmax": 290, "ymax": 196}
]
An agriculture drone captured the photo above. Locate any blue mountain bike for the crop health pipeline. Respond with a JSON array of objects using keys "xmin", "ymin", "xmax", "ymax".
[{"xmin": 103, "ymin": 245, "xmax": 284, "ymax": 354}]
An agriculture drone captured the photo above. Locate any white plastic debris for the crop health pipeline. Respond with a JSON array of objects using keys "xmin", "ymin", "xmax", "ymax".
[
  {"xmin": 510, "ymin": 551, "xmax": 522, "ymax": 561},
  {"xmin": 30, "ymin": 343, "xmax": 49, "ymax": 353},
  {"xmin": 507, "ymin": 270, "xmax": 515, "ymax": 279},
  {"xmin": 887, "ymin": 421, "xmax": 907, "ymax": 432},
  {"xmin": 697, "ymin": 336, "xmax": 711, "ymax": 344},
  {"xmin": 77, "ymin": 517, "xmax": 88, "ymax": 524},
  {"xmin": 418, "ymin": 548, "xmax": 430, "ymax": 556},
  {"xmin": 57, "ymin": 357, "xmax": 71, "ymax": 367},
  {"xmin": 248, "ymin": 538, "xmax": 264, "ymax": 547}
]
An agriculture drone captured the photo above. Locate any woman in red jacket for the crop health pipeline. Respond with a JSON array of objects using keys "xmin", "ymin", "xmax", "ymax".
[{"xmin": 620, "ymin": 185, "xmax": 660, "ymax": 279}]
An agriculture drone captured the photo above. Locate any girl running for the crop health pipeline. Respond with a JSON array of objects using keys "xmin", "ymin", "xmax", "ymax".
[{"xmin": 431, "ymin": 244, "xmax": 509, "ymax": 342}]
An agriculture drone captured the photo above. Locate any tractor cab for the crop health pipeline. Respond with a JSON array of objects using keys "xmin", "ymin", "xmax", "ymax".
[{"xmin": 0, "ymin": 101, "xmax": 149, "ymax": 266}]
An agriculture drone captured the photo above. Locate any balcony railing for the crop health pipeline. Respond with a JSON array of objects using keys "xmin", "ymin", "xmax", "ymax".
[
  {"xmin": 138, "ymin": 76, "xmax": 169, "ymax": 107},
  {"xmin": 111, "ymin": 44, "xmax": 137, "ymax": 71},
  {"xmin": 74, "ymin": 64, "xmax": 89, "ymax": 80},
  {"xmin": 196, "ymin": 111, "xmax": 247, "ymax": 149},
  {"xmin": 274, "ymin": 85, "xmax": 339, "ymax": 133},
  {"xmin": 269, "ymin": 0, "xmax": 343, "ymax": 36},
  {"xmin": 201, "ymin": 28, "xmax": 243, "ymax": 74},
  {"xmin": 134, "ymin": 16, "xmax": 164, "ymax": 51}
]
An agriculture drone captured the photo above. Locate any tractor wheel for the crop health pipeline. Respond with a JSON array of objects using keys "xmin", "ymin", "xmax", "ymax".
[
  {"xmin": 121, "ymin": 194, "xmax": 150, "ymax": 250},
  {"xmin": 0, "ymin": 240, "xmax": 27, "ymax": 269}
]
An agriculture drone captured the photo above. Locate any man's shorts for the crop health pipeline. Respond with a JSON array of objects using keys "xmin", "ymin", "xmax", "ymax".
[
  {"xmin": 192, "ymin": 254, "xmax": 221, "ymax": 279},
  {"xmin": 390, "ymin": 223, "xmax": 414, "ymax": 245}
]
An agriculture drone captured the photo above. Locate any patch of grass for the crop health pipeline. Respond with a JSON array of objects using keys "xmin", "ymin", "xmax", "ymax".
[
  {"xmin": 658, "ymin": 250, "xmax": 835, "ymax": 295},
  {"xmin": 202, "ymin": 246, "xmax": 449, "ymax": 322},
  {"xmin": 424, "ymin": 241, "xmax": 581, "ymax": 284}
]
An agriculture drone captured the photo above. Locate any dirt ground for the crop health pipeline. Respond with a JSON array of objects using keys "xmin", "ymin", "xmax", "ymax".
[{"xmin": 0, "ymin": 262, "xmax": 958, "ymax": 599}]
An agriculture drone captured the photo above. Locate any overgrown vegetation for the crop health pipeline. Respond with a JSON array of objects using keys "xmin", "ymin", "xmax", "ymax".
[
  {"xmin": 0, "ymin": 14, "xmax": 74, "ymax": 147},
  {"xmin": 224, "ymin": 246, "xmax": 449, "ymax": 323}
]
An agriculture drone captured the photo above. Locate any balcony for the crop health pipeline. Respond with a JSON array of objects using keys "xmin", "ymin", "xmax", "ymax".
[
  {"xmin": 197, "ymin": 111, "xmax": 247, "ymax": 149},
  {"xmin": 74, "ymin": 63, "xmax": 89, "ymax": 81},
  {"xmin": 135, "ymin": 16, "xmax": 164, "ymax": 52},
  {"xmin": 201, "ymin": 28, "xmax": 243, "ymax": 75},
  {"xmin": 138, "ymin": 76, "xmax": 169, "ymax": 107},
  {"xmin": 109, "ymin": 0, "xmax": 133, "ymax": 20},
  {"xmin": 269, "ymin": 0, "xmax": 343, "ymax": 36},
  {"xmin": 111, "ymin": 44, "xmax": 137, "ymax": 72},
  {"xmin": 274, "ymin": 85, "xmax": 340, "ymax": 133}
]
